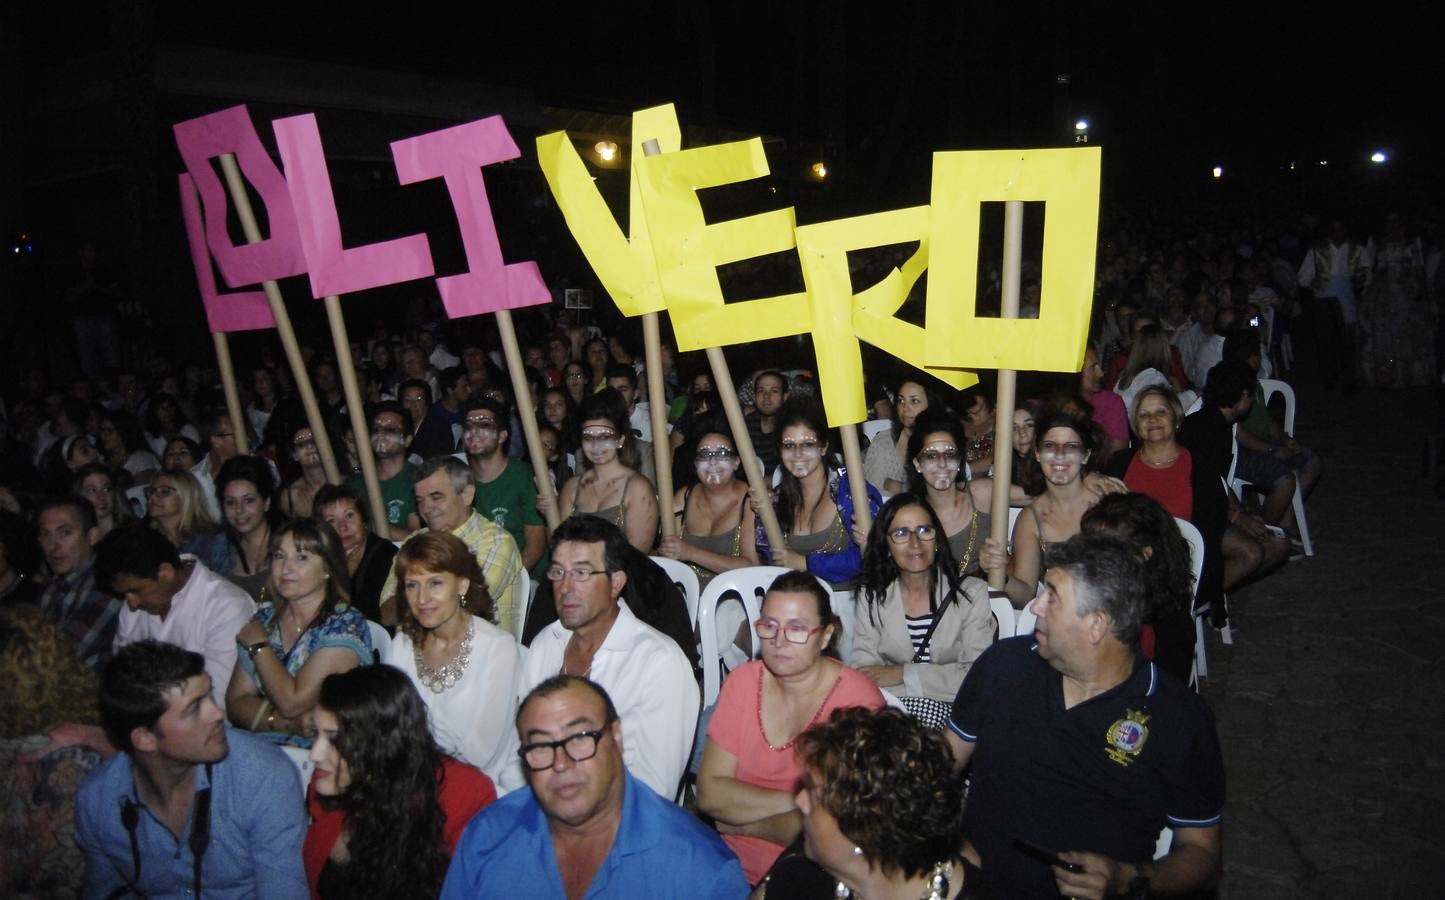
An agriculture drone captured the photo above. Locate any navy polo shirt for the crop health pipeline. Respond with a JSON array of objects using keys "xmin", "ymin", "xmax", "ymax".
[{"xmin": 949, "ymin": 637, "xmax": 1224, "ymax": 899}]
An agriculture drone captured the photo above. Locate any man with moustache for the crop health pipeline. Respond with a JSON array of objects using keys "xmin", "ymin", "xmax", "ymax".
[
  {"xmin": 440, "ymin": 676, "xmax": 745, "ymax": 900},
  {"xmin": 75, "ymin": 640, "xmax": 307, "ymax": 898},
  {"xmin": 517, "ymin": 517, "xmax": 698, "ymax": 802}
]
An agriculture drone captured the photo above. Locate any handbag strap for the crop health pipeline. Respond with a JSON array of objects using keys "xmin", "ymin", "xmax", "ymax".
[{"xmin": 910, "ymin": 589, "xmax": 951, "ymax": 664}]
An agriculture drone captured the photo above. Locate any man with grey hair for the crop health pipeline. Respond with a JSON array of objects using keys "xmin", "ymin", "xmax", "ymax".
[
  {"xmin": 946, "ymin": 533, "xmax": 1224, "ymax": 900},
  {"xmin": 379, "ymin": 455, "xmax": 523, "ymax": 633}
]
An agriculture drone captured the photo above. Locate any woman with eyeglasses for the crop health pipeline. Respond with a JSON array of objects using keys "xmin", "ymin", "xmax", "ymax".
[
  {"xmin": 556, "ymin": 389, "xmax": 658, "ymax": 553},
  {"xmin": 979, "ymin": 404, "xmax": 1112, "ymax": 607},
  {"xmin": 382, "ymin": 532, "xmax": 520, "ymax": 787},
  {"xmin": 758, "ymin": 403, "xmax": 881, "ymax": 588},
  {"xmin": 853, "ymin": 494, "xmax": 993, "ymax": 728},
  {"xmin": 304, "ymin": 665, "xmax": 495, "ymax": 900},
  {"xmin": 279, "ymin": 422, "xmax": 329, "ymax": 519},
  {"xmin": 696, "ymin": 570, "xmax": 885, "ymax": 885},
  {"xmin": 73, "ymin": 463, "xmax": 130, "ymax": 539},
  {"xmin": 906, "ymin": 410, "xmax": 1027, "ymax": 579},
  {"xmin": 657, "ymin": 419, "xmax": 758, "ymax": 588},
  {"xmin": 146, "ymin": 469, "xmax": 235, "ymax": 575}
]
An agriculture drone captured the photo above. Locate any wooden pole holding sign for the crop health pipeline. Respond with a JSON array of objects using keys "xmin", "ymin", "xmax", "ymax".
[
  {"xmin": 322, "ymin": 295, "xmax": 390, "ymax": 534},
  {"xmin": 705, "ymin": 347, "xmax": 788, "ymax": 553},
  {"xmin": 217, "ymin": 154, "xmax": 343, "ymax": 486},
  {"xmin": 838, "ymin": 424, "xmax": 872, "ymax": 536},
  {"xmin": 639, "ymin": 139, "xmax": 677, "ymax": 537},
  {"xmin": 987, "ymin": 200, "xmax": 1023, "ymax": 592},
  {"xmin": 210, "ymin": 332, "xmax": 249, "ymax": 455},
  {"xmin": 495, "ymin": 309, "xmax": 562, "ymax": 532}
]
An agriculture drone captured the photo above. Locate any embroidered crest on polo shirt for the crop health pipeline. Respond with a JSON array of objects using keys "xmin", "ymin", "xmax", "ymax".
[{"xmin": 1105, "ymin": 708, "xmax": 1151, "ymax": 766}]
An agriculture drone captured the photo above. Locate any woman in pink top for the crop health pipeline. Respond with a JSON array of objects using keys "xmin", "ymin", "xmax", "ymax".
[
  {"xmin": 696, "ymin": 570, "xmax": 885, "ymax": 884},
  {"xmin": 1080, "ymin": 344, "xmax": 1129, "ymax": 467}
]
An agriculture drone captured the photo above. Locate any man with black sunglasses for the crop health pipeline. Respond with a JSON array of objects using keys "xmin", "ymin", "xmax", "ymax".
[
  {"xmin": 441, "ymin": 676, "xmax": 746, "ymax": 900},
  {"xmin": 75, "ymin": 640, "xmax": 307, "ymax": 898}
]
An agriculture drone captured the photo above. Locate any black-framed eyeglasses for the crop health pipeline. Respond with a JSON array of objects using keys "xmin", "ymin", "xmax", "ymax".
[
  {"xmin": 518, "ymin": 728, "xmax": 607, "ymax": 771},
  {"xmin": 545, "ymin": 566, "xmax": 611, "ymax": 583},
  {"xmin": 888, "ymin": 524, "xmax": 937, "ymax": 544}
]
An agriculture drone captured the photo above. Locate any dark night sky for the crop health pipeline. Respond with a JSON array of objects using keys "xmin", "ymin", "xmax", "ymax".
[{"xmin": 24, "ymin": 1, "xmax": 1430, "ymax": 202}]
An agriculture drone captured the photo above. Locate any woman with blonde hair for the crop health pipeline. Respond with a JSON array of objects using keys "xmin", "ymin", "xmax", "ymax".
[
  {"xmin": 146, "ymin": 468, "xmax": 234, "ymax": 574},
  {"xmin": 227, "ymin": 518, "xmax": 372, "ymax": 744},
  {"xmin": 1114, "ymin": 323, "xmax": 1190, "ymax": 415},
  {"xmin": 383, "ymin": 532, "xmax": 519, "ymax": 787},
  {"xmin": 0, "ymin": 607, "xmax": 114, "ymax": 897}
]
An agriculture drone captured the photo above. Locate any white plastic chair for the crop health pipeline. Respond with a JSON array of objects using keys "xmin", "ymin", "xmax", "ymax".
[
  {"xmin": 878, "ymin": 687, "xmax": 907, "ymax": 711},
  {"xmin": 695, "ymin": 566, "xmax": 837, "ymax": 708},
  {"xmin": 510, "ymin": 567, "xmax": 532, "ymax": 642},
  {"xmin": 1256, "ymin": 378, "xmax": 1313, "ymax": 557},
  {"xmin": 862, "ymin": 419, "xmax": 893, "ymax": 442},
  {"xmin": 1172, "ymin": 518, "xmax": 1208, "ymax": 680},
  {"xmin": 279, "ymin": 744, "xmax": 315, "ymax": 792},
  {"xmin": 1006, "ymin": 506, "xmax": 1023, "ymax": 553},
  {"xmin": 1014, "ymin": 603, "xmax": 1037, "ymax": 639},
  {"xmin": 1154, "ymin": 826, "xmax": 1173, "ymax": 860},
  {"xmin": 990, "ymin": 594, "xmax": 1017, "ymax": 640},
  {"xmin": 366, "ymin": 620, "xmax": 389, "ymax": 664},
  {"xmin": 650, "ymin": 556, "xmax": 702, "ymax": 628}
]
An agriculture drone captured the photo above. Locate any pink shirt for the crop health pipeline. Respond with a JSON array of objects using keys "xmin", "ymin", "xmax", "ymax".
[
  {"xmin": 707, "ymin": 660, "xmax": 885, "ymax": 883},
  {"xmin": 1088, "ymin": 389, "xmax": 1129, "ymax": 443}
]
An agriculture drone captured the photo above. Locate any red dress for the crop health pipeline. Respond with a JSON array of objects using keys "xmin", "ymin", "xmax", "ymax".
[{"xmin": 303, "ymin": 756, "xmax": 495, "ymax": 897}]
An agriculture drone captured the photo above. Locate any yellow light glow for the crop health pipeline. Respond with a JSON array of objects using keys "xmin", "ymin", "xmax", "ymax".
[
  {"xmin": 811, "ymin": 161, "xmax": 828, "ymax": 180},
  {"xmin": 595, "ymin": 141, "xmax": 619, "ymax": 162}
]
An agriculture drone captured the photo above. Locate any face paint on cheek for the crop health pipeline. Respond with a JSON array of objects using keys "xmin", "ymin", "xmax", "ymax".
[{"xmin": 697, "ymin": 459, "xmax": 737, "ymax": 485}]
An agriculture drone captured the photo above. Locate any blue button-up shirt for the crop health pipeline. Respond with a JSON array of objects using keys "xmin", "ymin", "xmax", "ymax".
[
  {"xmin": 75, "ymin": 727, "xmax": 308, "ymax": 899},
  {"xmin": 441, "ymin": 769, "xmax": 748, "ymax": 899}
]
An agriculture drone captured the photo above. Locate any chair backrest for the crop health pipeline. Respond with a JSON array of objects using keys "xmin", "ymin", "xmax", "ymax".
[
  {"xmin": 366, "ymin": 620, "xmax": 389, "ymax": 664},
  {"xmin": 1172, "ymin": 517, "xmax": 1206, "ymax": 601},
  {"xmin": 1006, "ymin": 506, "xmax": 1023, "ymax": 554},
  {"xmin": 862, "ymin": 419, "xmax": 893, "ymax": 442},
  {"xmin": 990, "ymin": 594, "xmax": 1018, "ymax": 640},
  {"xmin": 649, "ymin": 556, "xmax": 702, "ymax": 628},
  {"xmin": 510, "ymin": 567, "xmax": 532, "ymax": 642},
  {"xmin": 695, "ymin": 565, "xmax": 837, "ymax": 708},
  {"xmin": 1014, "ymin": 603, "xmax": 1037, "ymax": 639},
  {"xmin": 1184, "ymin": 395, "xmax": 1203, "ymax": 416},
  {"xmin": 1258, "ymin": 378, "xmax": 1296, "ymax": 435}
]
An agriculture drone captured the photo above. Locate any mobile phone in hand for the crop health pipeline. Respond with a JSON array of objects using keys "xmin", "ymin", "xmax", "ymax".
[{"xmin": 1012, "ymin": 838, "xmax": 1086, "ymax": 873}]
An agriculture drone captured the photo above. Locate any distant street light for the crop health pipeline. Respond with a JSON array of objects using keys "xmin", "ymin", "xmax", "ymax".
[
  {"xmin": 1370, "ymin": 150, "xmax": 1389, "ymax": 164},
  {"xmin": 1074, "ymin": 119, "xmax": 1089, "ymax": 132},
  {"xmin": 811, "ymin": 161, "xmax": 828, "ymax": 180},
  {"xmin": 595, "ymin": 141, "xmax": 619, "ymax": 162},
  {"xmin": 1212, "ymin": 166, "xmax": 1224, "ymax": 180}
]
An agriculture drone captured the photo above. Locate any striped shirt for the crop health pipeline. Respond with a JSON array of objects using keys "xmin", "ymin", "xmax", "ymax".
[{"xmin": 905, "ymin": 611, "xmax": 934, "ymax": 662}]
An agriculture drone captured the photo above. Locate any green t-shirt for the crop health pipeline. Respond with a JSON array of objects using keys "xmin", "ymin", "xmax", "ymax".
[
  {"xmin": 472, "ymin": 458, "xmax": 547, "ymax": 575},
  {"xmin": 350, "ymin": 462, "xmax": 415, "ymax": 529},
  {"xmin": 1241, "ymin": 386, "xmax": 1272, "ymax": 442}
]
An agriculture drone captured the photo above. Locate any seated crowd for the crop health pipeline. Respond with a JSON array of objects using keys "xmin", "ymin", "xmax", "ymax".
[{"xmin": 0, "ymin": 246, "xmax": 1329, "ymax": 897}]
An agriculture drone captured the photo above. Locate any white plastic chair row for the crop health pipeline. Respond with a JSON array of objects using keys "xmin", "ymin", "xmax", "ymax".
[
  {"xmin": 1231, "ymin": 378, "xmax": 1313, "ymax": 556},
  {"xmin": 695, "ymin": 566, "xmax": 845, "ymax": 708},
  {"xmin": 1172, "ymin": 518, "xmax": 1208, "ymax": 683}
]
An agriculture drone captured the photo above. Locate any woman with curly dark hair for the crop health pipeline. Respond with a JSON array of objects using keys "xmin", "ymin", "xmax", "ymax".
[
  {"xmin": 754, "ymin": 706, "xmax": 973, "ymax": 899},
  {"xmin": 304, "ymin": 665, "xmax": 495, "ymax": 899},
  {"xmin": 0, "ymin": 607, "xmax": 114, "ymax": 897},
  {"xmin": 1081, "ymin": 492, "xmax": 1198, "ymax": 685},
  {"xmin": 853, "ymin": 494, "xmax": 994, "ymax": 728}
]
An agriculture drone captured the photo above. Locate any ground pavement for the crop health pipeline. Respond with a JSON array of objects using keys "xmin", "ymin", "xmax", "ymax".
[{"xmin": 1200, "ymin": 384, "xmax": 1445, "ymax": 897}]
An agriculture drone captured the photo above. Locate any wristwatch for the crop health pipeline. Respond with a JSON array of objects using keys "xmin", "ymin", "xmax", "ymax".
[
  {"xmin": 246, "ymin": 640, "xmax": 270, "ymax": 659},
  {"xmin": 1121, "ymin": 873, "xmax": 1150, "ymax": 899}
]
